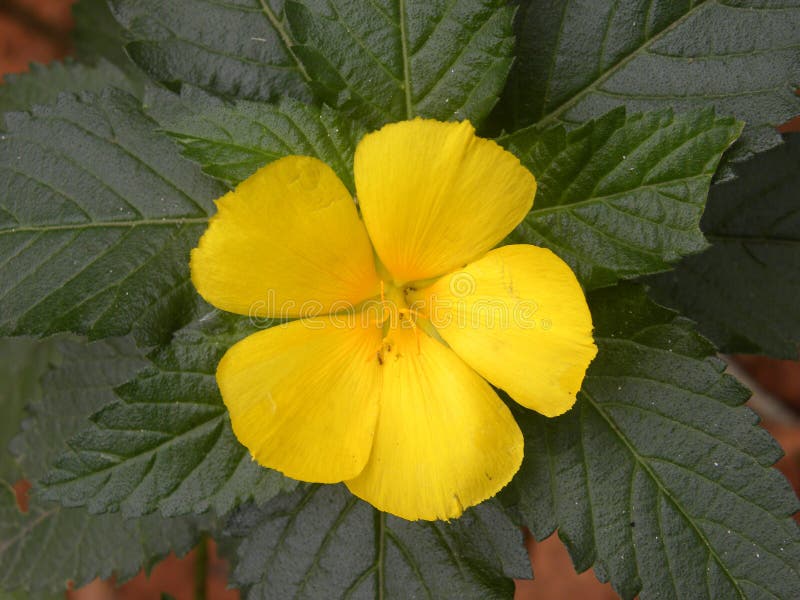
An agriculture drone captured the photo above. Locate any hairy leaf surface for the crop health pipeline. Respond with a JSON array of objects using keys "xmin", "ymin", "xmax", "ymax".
[
  {"xmin": 225, "ymin": 485, "xmax": 529, "ymax": 599},
  {"xmin": 648, "ymin": 134, "xmax": 800, "ymax": 358},
  {"xmin": 41, "ymin": 311, "xmax": 294, "ymax": 517},
  {"xmin": 0, "ymin": 60, "xmax": 135, "ymax": 115},
  {"xmin": 0, "ymin": 338, "xmax": 200, "ymax": 599},
  {"xmin": 506, "ymin": 107, "xmax": 742, "ymax": 289},
  {"xmin": 510, "ymin": 284, "xmax": 800, "ymax": 599},
  {"xmin": 497, "ymin": 0, "xmax": 800, "ymax": 162},
  {"xmin": 0, "ymin": 90, "xmax": 226, "ymax": 345},
  {"xmin": 108, "ymin": 0, "xmax": 311, "ymax": 101},
  {"xmin": 149, "ymin": 87, "xmax": 362, "ymax": 190},
  {"xmin": 0, "ymin": 482, "xmax": 200, "ymax": 597},
  {"xmin": 286, "ymin": 0, "xmax": 515, "ymax": 128}
]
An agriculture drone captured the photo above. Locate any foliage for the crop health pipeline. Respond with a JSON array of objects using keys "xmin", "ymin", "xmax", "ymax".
[
  {"xmin": 224, "ymin": 485, "xmax": 529, "ymax": 599},
  {"xmin": 648, "ymin": 134, "xmax": 800, "ymax": 359},
  {"xmin": 0, "ymin": 338, "xmax": 203, "ymax": 598},
  {"xmin": 1, "ymin": 0, "xmax": 798, "ymax": 598}
]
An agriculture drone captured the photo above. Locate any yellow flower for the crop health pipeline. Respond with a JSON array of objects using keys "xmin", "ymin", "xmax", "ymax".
[{"xmin": 190, "ymin": 118, "xmax": 597, "ymax": 521}]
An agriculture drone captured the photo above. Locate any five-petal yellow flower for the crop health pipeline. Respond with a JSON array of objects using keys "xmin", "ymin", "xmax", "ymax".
[{"xmin": 190, "ymin": 118, "xmax": 597, "ymax": 521}]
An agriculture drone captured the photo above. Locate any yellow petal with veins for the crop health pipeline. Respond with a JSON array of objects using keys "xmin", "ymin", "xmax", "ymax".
[
  {"xmin": 217, "ymin": 314, "xmax": 383, "ymax": 483},
  {"xmin": 346, "ymin": 325, "xmax": 523, "ymax": 520},
  {"xmin": 191, "ymin": 156, "xmax": 379, "ymax": 318},
  {"xmin": 410, "ymin": 245, "xmax": 597, "ymax": 417},
  {"xmin": 354, "ymin": 119, "xmax": 536, "ymax": 285}
]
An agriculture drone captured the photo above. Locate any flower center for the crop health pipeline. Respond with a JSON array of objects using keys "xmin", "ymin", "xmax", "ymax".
[
  {"xmin": 378, "ymin": 280, "xmax": 422, "ymax": 331},
  {"xmin": 374, "ymin": 280, "xmax": 446, "ymax": 365}
]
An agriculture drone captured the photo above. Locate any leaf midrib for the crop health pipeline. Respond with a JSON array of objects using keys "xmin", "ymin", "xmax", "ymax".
[
  {"xmin": 582, "ymin": 340, "xmax": 748, "ymax": 599},
  {"xmin": 507, "ymin": 0, "xmax": 712, "ymax": 140},
  {"xmin": 528, "ymin": 174, "xmax": 709, "ymax": 218},
  {"xmin": 46, "ymin": 403, "xmax": 225, "ymax": 501},
  {"xmin": 0, "ymin": 217, "xmax": 209, "ymax": 235},
  {"xmin": 398, "ymin": 0, "xmax": 414, "ymax": 118},
  {"xmin": 257, "ymin": 0, "xmax": 311, "ymax": 82}
]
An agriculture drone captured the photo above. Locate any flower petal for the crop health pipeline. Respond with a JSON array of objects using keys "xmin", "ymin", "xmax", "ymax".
[
  {"xmin": 217, "ymin": 315, "xmax": 383, "ymax": 483},
  {"xmin": 354, "ymin": 119, "xmax": 536, "ymax": 284},
  {"xmin": 192, "ymin": 156, "xmax": 380, "ymax": 318},
  {"xmin": 411, "ymin": 245, "xmax": 597, "ymax": 417},
  {"xmin": 345, "ymin": 325, "xmax": 523, "ymax": 521}
]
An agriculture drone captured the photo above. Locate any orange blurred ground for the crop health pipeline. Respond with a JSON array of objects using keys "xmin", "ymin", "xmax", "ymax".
[{"xmin": 2, "ymin": 1, "xmax": 799, "ymax": 598}]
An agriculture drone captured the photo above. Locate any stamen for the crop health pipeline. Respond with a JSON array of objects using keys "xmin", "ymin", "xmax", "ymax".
[{"xmin": 399, "ymin": 309, "xmax": 422, "ymax": 353}]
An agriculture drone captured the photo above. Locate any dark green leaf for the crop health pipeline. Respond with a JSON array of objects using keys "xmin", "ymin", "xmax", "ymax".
[
  {"xmin": 225, "ymin": 484, "xmax": 529, "ymax": 599},
  {"xmin": 0, "ymin": 89, "xmax": 226, "ymax": 346},
  {"xmin": 0, "ymin": 338, "xmax": 59, "ymax": 481},
  {"xmin": 10, "ymin": 337, "xmax": 148, "ymax": 478},
  {"xmin": 0, "ymin": 339, "xmax": 201, "ymax": 599},
  {"xmin": 108, "ymin": 0, "xmax": 311, "ymax": 102},
  {"xmin": 0, "ymin": 59, "xmax": 136, "ymax": 114},
  {"xmin": 286, "ymin": 0, "xmax": 515, "ymax": 128},
  {"xmin": 505, "ymin": 107, "xmax": 742, "ymax": 289},
  {"xmin": 496, "ymin": 0, "xmax": 800, "ymax": 162},
  {"xmin": 41, "ymin": 310, "xmax": 295, "ymax": 517},
  {"xmin": 647, "ymin": 134, "xmax": 800, "ymax": 359},
  {"xmin": 509, "ymin": 284, "xmax": 800, "ymax": 599},
  {"xmin": 0, "ymin": 481, "xmax": 200, "ymax": 598},
  {"xmin": 0, "ymin": 588, "xmax": 36, "ymax": 600},
  {"xmin": 149, "ymin": 86, "xmax": 363, "ymax": 190},
  {"xmin": 72, "ymin": 0, "xmax": 148, "ymax": 91}
]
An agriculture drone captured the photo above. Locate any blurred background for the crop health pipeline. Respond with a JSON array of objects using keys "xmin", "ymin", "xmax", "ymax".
[{"xmin": 1, "ymin": 1, "xmax": 798, "ymax": 598}]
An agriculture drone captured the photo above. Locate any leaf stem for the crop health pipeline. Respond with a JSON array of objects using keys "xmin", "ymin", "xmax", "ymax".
[
  {"xmin": 376, "ymin": 511, "xmax": 386, "ymax": 600},
  {"xmin": 194, "ymin": 534, "xmax": 208, "ymax": 600}
]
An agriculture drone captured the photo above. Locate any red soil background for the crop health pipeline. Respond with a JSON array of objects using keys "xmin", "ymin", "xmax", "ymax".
[{"xmin": 2, "ymin": 1, "xmax": 798, "ymax": 598}]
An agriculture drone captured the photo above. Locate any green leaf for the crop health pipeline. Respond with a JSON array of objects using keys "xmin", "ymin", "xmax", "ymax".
[
  {"xmin": 40, "ymin": 310, "xmax": 295, "ymax": 517},
  {"xmin": 286, "ymin": 0, "xmax": 515, "ymax": 128},
  {"xmin": 0, "ymin": 338, "xmax": 59, "ymax": 481},
  {"xmin": 0, "ymin": 480, "xmax": 201, "ymax": 598},
  {"xmin": 72, "ymin": 0, "xmax": 149, "ymax": 91},
  {"xmin": 505, "ymin": 107, "xmax": 742, "ymax": 290},
  {"xmin": 497, "ymin": 0, "xmax": 800, "ymax": 162},
  {"xmin": 149, "ymin": 86, "xmax": 363, "ymax": 191},
  {"xmin": 509, "ymin": 283, "xmax": 800, "ymax": 599},
  {"xmin": 0, "ymin": 338, "xmax": 202, "ymax": 599},
  {"xmin": 0, "ymin": 59, "xmax": 136, "ymax": 114},
  {"xmin": 224, "ymin": 484, "xmax": 529, "ymax": 599},
  {"xmin": 648, "ymin": 134, "xmax": 800, "ymax": 359},
  {"xmin": 107, "ymin": 0, "xmax": 311, "ymax": 102},
  {"xmin": 0, "ymin": 89, "xmax": 226, "ymax": 346},
  {"xmin": 10, "ymin": 337, "xmax": 148, "ymax": 478},
  {"xmin": 0, "ymin": 588, "xmax": 38, "ymax": 600}
]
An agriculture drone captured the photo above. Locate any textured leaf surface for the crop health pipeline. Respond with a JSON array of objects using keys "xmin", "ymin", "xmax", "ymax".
[
  {"xmin": 10, "ymin": 337, "xmax": 148, "ymax": 478},
  {"xmin": 506, "ymin": 107, "xmax": 742, "ymax": 289},
  {"xmin": 0, "ymin": 89, "xmax": 226, "ymax": 345},
  {"xmin": 509, "ymin": 284, "xmax": 800, "ymax": 599},
  {"xmin": 72, "ymin": 0, "xmax": 148, "ymax": 90},
  {"xmin": 0, "ymin": 338, "xmax": 59, "ymax": 481},
  {"xmin": 0, "ymin": 338, "xmax": 200, "ymax": 599},
  {"xmin": 0, "ymin": 60, "xmax": 135, "ymax": 115},
  {"xmin": 149, "ymin": 86, "xmax": 362, "ymax": 190},
  {"xmin": 286, "ymin": 0, "xmax": 515, "ymax": 128},
  {"xmin": 41, "ymin": 310, "xmax": 295, "ymax": 517},
  {"xmin": 0, "ymin": 482, "xmax": 200, "ymax": 597},
  {"xmin": 648, "ymin": 134, "xmax": 800, "ymax": 358},
  {"xmin": 108, "ymin": 0, "xmax": 311, "ymax": 102},
  {"xmin": 225, "ymin": 484, "xmax": 529, "ymax": 599},
  {"xmin": 497, "ymin": 0, "xmax": 800, "ymax": 161}
]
